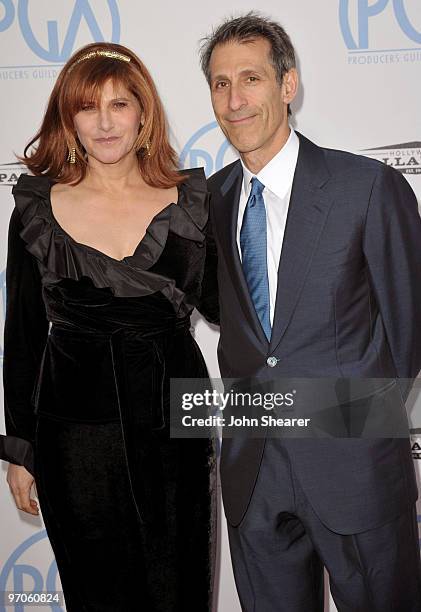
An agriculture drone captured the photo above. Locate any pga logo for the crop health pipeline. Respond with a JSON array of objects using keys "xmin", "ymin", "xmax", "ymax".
[
  {"xmin": 0, "ymin": 530, "xmax": 61, "ymax": 612},
  {"xmin": 339, "ymin": 0, "xmax": 421, "ymax": 50},
  {"xmin": 0, "ymin": 0, "xmax": 120, "ymax": 63},
  {"xmin": 179, "ymin": 121, "xmax": 237, "ymax": 177}
]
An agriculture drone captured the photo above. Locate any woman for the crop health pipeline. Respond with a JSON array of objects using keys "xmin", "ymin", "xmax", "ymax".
[{"xmin": 0, "ymin": 42, "xmax": 218, "ymax": 611}]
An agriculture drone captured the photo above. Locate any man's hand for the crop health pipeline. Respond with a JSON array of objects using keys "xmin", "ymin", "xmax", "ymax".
[{"xmin": 6, "ymin": 464, "xmax": 39, "ymax": 516}]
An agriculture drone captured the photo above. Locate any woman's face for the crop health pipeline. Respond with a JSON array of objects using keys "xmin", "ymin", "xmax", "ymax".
[{"xmin": 73, "ymin": 79, "xmax": 143, "ymax": 165}]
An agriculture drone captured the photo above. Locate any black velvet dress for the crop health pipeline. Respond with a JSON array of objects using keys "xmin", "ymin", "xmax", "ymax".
[{"xmin": 0, "ymin": 169, "xmax": 219, "ymax": 612}]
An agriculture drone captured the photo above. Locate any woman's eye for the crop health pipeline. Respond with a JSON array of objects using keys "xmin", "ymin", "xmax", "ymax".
[
  {"xmin": 114, "ymin": 102, "xmax": 127, "ymax": 108},
  {"xmin": 81, "ymin": 104, "xmax": 95, "ymax": 111}
]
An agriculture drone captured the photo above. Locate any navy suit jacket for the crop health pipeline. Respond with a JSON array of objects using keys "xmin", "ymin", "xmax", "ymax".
[{"xmin": 208, "ymin": 132, "xmax": 421, "ymax": 532}]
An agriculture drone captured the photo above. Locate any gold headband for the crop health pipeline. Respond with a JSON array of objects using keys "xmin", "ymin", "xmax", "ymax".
[{"xmin": 68, "ymin": 50, "xmax": 131, "ymax": 72}]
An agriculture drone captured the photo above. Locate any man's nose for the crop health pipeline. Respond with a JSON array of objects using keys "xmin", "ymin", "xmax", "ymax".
[{"xmin": 228, "ymin": 84, "xmax": 247, "ymax": 112}]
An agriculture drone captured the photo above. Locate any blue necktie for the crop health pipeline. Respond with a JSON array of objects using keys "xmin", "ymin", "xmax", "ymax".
[{"xmin": 240, "ymin": 177, "xmax": 271, "ymax": 340}]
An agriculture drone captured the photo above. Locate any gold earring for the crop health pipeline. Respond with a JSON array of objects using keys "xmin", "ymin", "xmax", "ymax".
[
  {"xmin": 144, "ymin": 140, "xmax": 151, "ymax": 157},
  {"xmin": 67, "ymin": 147, "xmax": 76, "ymax": 164}
]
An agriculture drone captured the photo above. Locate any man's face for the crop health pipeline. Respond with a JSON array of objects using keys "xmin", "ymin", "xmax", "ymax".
[{"xmin": 209, "ymin": 38, "xmax": 295, "ymax": 160}]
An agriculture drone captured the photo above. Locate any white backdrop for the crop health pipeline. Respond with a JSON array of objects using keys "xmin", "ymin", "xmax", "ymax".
[{"xmin": 0, "ymin": 1, "xmax": 420, "ymax": 610}]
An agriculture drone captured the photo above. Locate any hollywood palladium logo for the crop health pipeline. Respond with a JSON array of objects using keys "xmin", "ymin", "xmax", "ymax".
[
  {"xmin": 411, "ymin": 429, "xmax": 421, "ymax": 545},
  {"xmin": 362, "ymin": 141, "xmax": 421, "ymax": 174},
  {"xmin": 411, "ymin": 429, "xmax": 421, "ymax": 459},
  {"xmin": 339, "ymin": 0, "xmax": 421, "ymax": 64},
  {"xmin": 0, "ymin": 162, "xmax": 26, "ymax": 187}
]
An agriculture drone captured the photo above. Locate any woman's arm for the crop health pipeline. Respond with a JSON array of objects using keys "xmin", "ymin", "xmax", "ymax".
[
  {"xmin": 0, "ymin": 207, "xmax": 49, "ymax": 475},
  {"xmin": 197, "ymin": 204, "xmax": 219, "ymax": 326}
]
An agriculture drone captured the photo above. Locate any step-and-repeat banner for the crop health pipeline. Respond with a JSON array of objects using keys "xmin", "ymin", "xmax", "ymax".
[{"xmin": 0, "ymin": 2, "xmax": 420, "ymax": 610}]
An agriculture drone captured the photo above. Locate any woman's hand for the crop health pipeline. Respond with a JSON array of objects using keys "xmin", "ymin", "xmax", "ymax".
[{"xmin": 7, "ymin": 464, "xmax": 39, "ymax": 516}]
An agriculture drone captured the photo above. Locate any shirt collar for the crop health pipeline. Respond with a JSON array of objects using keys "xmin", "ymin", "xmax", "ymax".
[{"xmin": 241, "ymin": 128, "xmax": 300, "ymax": 199}]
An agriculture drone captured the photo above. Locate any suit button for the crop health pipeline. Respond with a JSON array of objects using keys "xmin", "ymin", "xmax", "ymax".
[{"xmin": 266, "ymin": 356, "xmax": 278, "ymax": 368}]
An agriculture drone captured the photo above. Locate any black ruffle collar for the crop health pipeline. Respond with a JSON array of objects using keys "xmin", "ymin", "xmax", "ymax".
[{"xmin": 12, "ymin": 168, "xmax": 208, "ymax": 315}]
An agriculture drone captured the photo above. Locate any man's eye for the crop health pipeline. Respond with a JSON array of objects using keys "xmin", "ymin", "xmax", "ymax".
[
  {"xmin": 247, "ymin": 76, "xmax": 258, "ymax": 83},
  {"xmin": 215, "ymin": 81, "xmax": 228, "ymax": 89}
]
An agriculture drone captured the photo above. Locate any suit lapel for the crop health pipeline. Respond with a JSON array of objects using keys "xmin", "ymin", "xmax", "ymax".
[
  {"xmin": 213, "ymin": 161, "xmax": 269, "ymax": 347},
  {"xmin": 269, "ymin": 133, "xmax": 334, "ymax": 354}
]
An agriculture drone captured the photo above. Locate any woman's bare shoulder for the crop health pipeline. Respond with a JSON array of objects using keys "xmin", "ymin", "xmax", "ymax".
[{"xmin": 50, "ymin": 181, "xmax": 85, "ymax": 205}]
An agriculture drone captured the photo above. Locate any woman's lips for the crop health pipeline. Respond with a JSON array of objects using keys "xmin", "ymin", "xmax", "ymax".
[{"xmin": 94, "ymin": 136, "xmax": 121, "ymax": 144}]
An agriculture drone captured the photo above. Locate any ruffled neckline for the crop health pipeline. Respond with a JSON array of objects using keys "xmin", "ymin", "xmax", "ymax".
[
  {"xmin": 48, "ymin": 192, "xmax": 175, "ymax": 266},
  {"xmin": 12, "ymin": 168, "xmax": 209, "ymax": 315}
]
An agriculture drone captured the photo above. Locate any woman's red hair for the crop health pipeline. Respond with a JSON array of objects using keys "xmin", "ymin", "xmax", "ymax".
[{"xmin": 20, "ymin": 42, "xmax": 184, "ymax": 187}]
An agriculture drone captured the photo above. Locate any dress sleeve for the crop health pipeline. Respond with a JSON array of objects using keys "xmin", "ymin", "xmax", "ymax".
[
  {"xmin": 197, "ymin": 200, "xmax": 219, "ymax": 325},
  {"xmin": 0, "ymin": 207, "xmax": 49, "ymax": 475}
]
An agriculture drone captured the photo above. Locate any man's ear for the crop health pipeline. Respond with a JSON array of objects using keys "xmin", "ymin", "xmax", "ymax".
[{"xmin": 282, "ymin": 68, "xmax": 299, "ymax": 105}]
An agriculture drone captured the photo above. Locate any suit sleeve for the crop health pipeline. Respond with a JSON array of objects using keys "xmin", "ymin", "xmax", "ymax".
[
  {"xmin": 197, "ymin": 199, "xmax": 219, "ymax": 325},
  {"xmin": 0, "ymin": 207, "xmax": 49, "ymax": 475},
  {"xmin": 363, "ymin": 164, "xmax": 421, "ymax": 400}
]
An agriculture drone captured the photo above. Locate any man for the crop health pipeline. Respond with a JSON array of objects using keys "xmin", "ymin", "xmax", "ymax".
[{"xmin": 200, "ymin": 12, "xmax": 421, "ymax": 611}]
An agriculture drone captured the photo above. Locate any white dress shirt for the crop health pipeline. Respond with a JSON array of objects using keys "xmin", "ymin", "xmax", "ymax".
[{"xmin": 237, "ymin": 128, "xmax": 300, "ymax": 326}]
